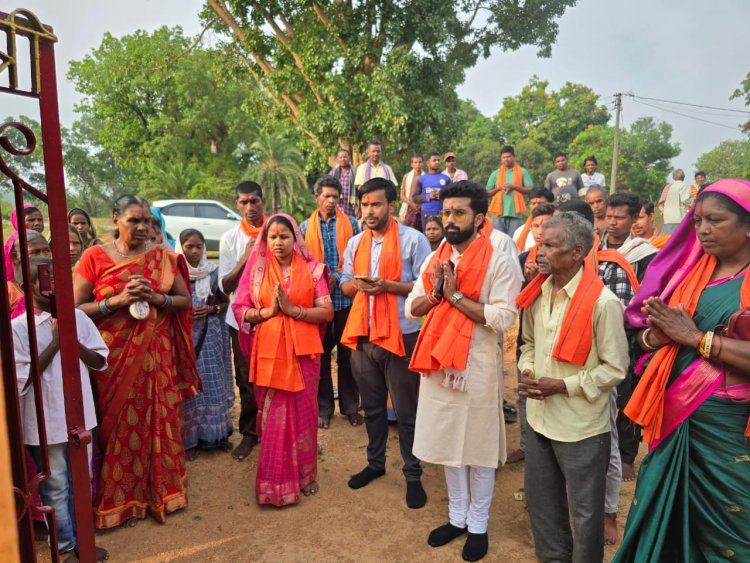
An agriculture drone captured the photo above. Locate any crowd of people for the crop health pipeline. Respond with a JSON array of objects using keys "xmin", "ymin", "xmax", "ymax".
[{"xmin": 4, "ymin": 140, "xmax": 749, "ymax": 562}]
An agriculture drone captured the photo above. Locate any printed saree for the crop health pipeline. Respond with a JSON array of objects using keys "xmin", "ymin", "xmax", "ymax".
[
  {"xmin": 78, "ymin": 245, "xmax": 201, "ymax": 528},
  {"xmin": 615, "ymin": 277, "xmax": 750, "ymax": 562}
]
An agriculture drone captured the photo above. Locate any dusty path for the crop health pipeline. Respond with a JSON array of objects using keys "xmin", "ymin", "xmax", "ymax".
[{"xmin": 40, "ymin": 326, "xmax": 639, "ymax": 562}]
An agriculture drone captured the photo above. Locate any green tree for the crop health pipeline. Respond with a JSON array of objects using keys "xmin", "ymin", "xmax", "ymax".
[
  {"xmin": 203, "ymin": 0, "xmax": 578, "ymax": 167},
  {"xmin": 494, "ymin": 76, "xmax": 610, "ymax": 156},
  {"xmin": 568, "ymin": 117, "xmax": 680, "ymax": 198},
  {"xmin": 731, "ymin": 71, "xmax": 750, "ymax": 135},
  {"xmin": 516, "ymin": 138, "xmax": 552, "ymax": 188},
  {"xmin": 242, "ymin": 131, "xmax": 311, "ymax": 215},
  {"xmin": 695, "ymin": 139, "xmax": 750, "ymax": 180}
]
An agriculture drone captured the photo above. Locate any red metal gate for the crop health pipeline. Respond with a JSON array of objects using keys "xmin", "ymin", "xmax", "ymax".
[{"xmin": 0, "ymin": 9, "xmax": 97, "ymax": 562}]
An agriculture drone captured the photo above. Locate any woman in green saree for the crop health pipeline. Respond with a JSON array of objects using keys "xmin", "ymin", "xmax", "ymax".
[{"xmin": 615, "ymin": 179, "xmax": 750, "ymax": 562}]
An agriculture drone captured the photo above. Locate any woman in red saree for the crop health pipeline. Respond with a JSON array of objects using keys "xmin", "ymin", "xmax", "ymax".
[
  {"xmin": 73, "ymin": 195, "xmax": 201, "ymax": 528},
  {"xmin": 232, "ymin": 214, "xmax": 333, "ymax": 506}
]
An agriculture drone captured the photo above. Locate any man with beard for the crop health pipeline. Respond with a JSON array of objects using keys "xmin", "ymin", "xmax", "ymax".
[
  {"xmin": 603, "ymin": 192, "xmax": 658, "ymax": 283},
  {"xmin": 407, "ymin": 181, "xmax": 521, "ymax": 561},
  {"xmin": 354, "ymin": 140, "xmax": 398, "ymax": 192},
  {"xmin": 329, "ymin": 148, "xmax": 358, "ymax": 217},
  {"xmin": 218, "ymin": 181, "xmax": 267, "ymax": 460},
  {"xmin": 340, "ymin": 177, "xmax": 431, "ymax": 508},
  {"xmin": 300, "ymin": 175, "xmax": 362, "ymax": 429},
  {"xmin": 631, "ymin": 200, "xmax": 670, "ymax": 249},
  {"xmin": 517, "ymin": 212, "xmax": 628, "ymax": 563}
]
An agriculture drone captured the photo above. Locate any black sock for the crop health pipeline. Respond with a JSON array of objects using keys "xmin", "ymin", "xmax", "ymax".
[
  {"xmin": 462, "ymin": 532, "xmax": 488, "ymax": 562},
  {"xmin": 406, "ymin": 480, "xmax": 427, "ymax": 509},
  {"xmin": 428, "ymin": 523, "xmax": 468, "ymax": 547},
  {"xmin": 348, "ymin": 466, "xmax": 385, "ymax": 489}
]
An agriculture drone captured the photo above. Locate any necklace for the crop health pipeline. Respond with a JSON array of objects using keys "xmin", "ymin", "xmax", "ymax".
[
  {"xmin": 113, "ymin": 241, "xmax": 151, "ymax": 259},
  {"xmin": 729, "ymin": 258, "xmax": 750, "ymax": 280}
]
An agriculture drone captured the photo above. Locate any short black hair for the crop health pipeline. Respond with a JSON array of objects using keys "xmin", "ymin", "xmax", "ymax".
[
  {"xmin": 439, "ymin": 180, "xmax": 489, "ymax": 216},
  {"xmin": 235, "ymin": 181, "xmax": 263, "ymax": 199},
  {"xmin": 500, "ymin": 145, "xmax": 515, "ymax": 156},
  {"xmin": 427, "ymin": 151, "xmax": 441, "ymax": 161},
  {"xmin": 313, "ymin": 175, "xmax": 342, "ymax": 195},
  {"xmin": 583, "ymin": 156, "xmax": 598, "ymax": 166},
  {"xmin": 423, "ymin": 214, "xmax": 444, "ymax": 230},
  {"xmin": 557, "ymin": 199, "xmax": 594, "ymax": 225},
  {"xmin": 554, "ymin": 152, "xmax": 568, "ymax": 160},
  {"xmin": 367, "ymin": 140, "xmax": 382, "ymax": 149},
  {"xmin": 179, "ymin": 228, "xmax": 205, "ymax": 245},
  {"xmin": 607, "ymin": 192, "xmax": 641, "ymax": 218},
  {"xmin": 265, "ymin": 215, "xmax": 297, "ymax": 240},
  {"xmin": 337, "ymin": 147, "xmax": 351, "ymax": 156},
  {"xmin": 411, "ymin": 154, "xmax": 423, "ymax": 161},
  {"xmin": 641, "ymin": 200, "xmax": 655, "ymax": 215},
  {"xmin": 529, "ymin": 187, "xmax": 554, "ymax": 202},
  {"xmin": 696, "ymin": 191, "xmax": 750, "ymax": 225},
  {"xmin": 695, "ymin": 170, "xmax": 706, "ymax": 179},
  {"xmin": 357, "ymin": 177, "xmax": 398, "ymax": 202},
  {"xmin": 531, "ymin": 203, "xmax": 556, "ymax": 219}
]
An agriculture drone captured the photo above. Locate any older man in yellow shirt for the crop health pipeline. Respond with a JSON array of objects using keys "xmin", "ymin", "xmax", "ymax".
[{"xmin": 517, "ymin": 212, "xmax": 628, "ymax": 563}]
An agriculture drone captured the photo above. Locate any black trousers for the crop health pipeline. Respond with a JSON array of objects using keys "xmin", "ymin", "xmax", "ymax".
[
  {"xmin": 616, "ymin": 410, "xmax": 642, "ymax": 465},
  {"xmin": 228, "ymin": 326, "xmax": 258, "ymax": 439},
  {"xmin": 350, "ymin": 332, "xmax": 422, "ymax": 481},
  {"xmin": 318, "ymin": 307, "xmax": 360, "ymax": 417}
]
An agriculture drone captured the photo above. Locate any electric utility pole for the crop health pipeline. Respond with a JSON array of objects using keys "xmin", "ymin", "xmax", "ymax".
[{"xmin": 611, "ymin": 93, "xmax": 622, "ymax": 191}]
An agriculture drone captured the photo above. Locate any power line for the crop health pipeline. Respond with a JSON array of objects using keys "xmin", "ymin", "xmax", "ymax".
[
  {"xmin": 629, "ymin": 94, "xmax": 748, "ymax": 115},
  {"xmin": 630, "ymin": 99, "xmax": 743, "ymax": 132}
]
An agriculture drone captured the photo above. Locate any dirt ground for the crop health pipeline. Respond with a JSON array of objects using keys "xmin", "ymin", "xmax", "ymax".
[{"xmin": 39, "ymin": 324, "xmax": 641, "ymax": 562}]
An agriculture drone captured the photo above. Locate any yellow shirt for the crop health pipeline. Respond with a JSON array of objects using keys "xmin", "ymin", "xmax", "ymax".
[
  {"xmin": 354, "ymin": 161, "xmax": 398, "ymax": 189},
  {"xmin": 518, "ymin": 267, "xmax": 629, "ymax": 442}
]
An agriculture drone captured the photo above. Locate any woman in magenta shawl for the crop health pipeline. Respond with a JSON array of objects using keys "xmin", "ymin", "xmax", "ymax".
[
  {"xmin": 4, "ymin": 204, "xmax": 45, "ymax": 318},
  {"xmin": 232, "ymin": 214, "xmax": 333, "ymax": 506},
  {"xmin": 614, "ymin": 179, "xmax": 750, "ymax": 561}
]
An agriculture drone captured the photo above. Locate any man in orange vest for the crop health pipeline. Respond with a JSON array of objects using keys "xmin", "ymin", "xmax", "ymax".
[{"xmin": 340, "ymin": 177, "xmax": 432, "ymax": 508}]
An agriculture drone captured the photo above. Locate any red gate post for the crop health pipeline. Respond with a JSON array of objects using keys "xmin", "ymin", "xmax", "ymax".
[{"xmin": 0, "ymin": 9, "xmax": 96, "ymax": 562}]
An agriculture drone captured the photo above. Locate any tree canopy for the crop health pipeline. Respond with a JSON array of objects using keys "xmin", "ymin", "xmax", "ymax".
[
  {"xmin": 203, "ymin": 0, "xmax": 578, "ymax": 167},
  {"xmin": 695, "ymin": 139, "xmax": 750, "ymax": 180}
]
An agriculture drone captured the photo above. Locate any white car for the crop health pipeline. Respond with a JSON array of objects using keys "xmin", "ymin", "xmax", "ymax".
[{"xmin": 152, "ymin": 199, "xmax": 241, "ymax": 252}]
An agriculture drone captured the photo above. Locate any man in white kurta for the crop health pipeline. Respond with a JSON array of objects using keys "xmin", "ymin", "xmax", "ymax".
[{"xmin": 405, "ymin": 180, "xmax": 521, "ymax": 562}]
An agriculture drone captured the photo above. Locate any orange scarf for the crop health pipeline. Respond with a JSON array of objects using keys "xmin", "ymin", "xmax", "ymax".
[
  {"xmin": 250, "ymin": 253, "xmax": 323, "ymax": 392},
  {"xmin": 240, "ymin": 215, "xmax": 268, "ymax": 237},
  {"xmin": 304, "ymin": 209, "xmax": 354, "ymax": 272},
  {"xmin": 409, "ymin": 235, "xmax": 493, "ymax": 377},
  {"xmin": 516, "ymin": 215, "xmax": 532, "ymax": 251},
  {"xmin": 341, "ymin": 219, "xmax": 404, "ymax": 356},
  {"xmin": 594, "ymin": 233, "xmax": 640, "ymax": 291},
  {"xmin": 624, "ymin": 254, "xmax": 750, "ymax": 442},
  {"xmin": 489, "ymin": 164, "xmax": 526, "ymax": 216},
  {"xmin": 526, "ymin": 244, "xmax": 539, "ymax": 265},
  {"xmin": 650, "ymin": 233, "xmax": 670, "ymax": 249},
  {"xmin": 516, "ymin": 258, "xmax": 604, "ymax": 366}
]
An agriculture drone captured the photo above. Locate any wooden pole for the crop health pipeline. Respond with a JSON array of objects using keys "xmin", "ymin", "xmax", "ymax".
[{"xmin": 611, "ymin": 93, "xmax": 622, "ymax": 191}]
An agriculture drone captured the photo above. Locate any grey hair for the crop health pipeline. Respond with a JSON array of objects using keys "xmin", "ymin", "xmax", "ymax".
[
  {"xmin": 672, "ymin": 168, "xmax": 685, "ymax": 181},
  {"xmin": 541, "ymin": 212, "xmax": 594, "ymax": 255}
]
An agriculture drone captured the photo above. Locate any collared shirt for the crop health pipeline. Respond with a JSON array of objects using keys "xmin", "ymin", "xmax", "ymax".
[
  {"xmin": 599, "ymin": 261, "xmax": 635, "ymax": 306},
  {"xmin": 300, "ymin": 212, "xmax": 360, "ymax": 311},
  {"xmin": 442, "ymin": 168, "xmax": 469, "ymax": 182},
  {"xmin": 518, "ymin": 267, "xmax": 628, "ymax": 442},
  {"xmin": 663, "ymin": 180, "xmax": 692, "ymax": 224},
  {"xmin": 329, "ymin": 166, "xmax": 356, "ymax": 216},
  {"xmin": 341, "ymin": 223, "xmax": 431, "ymax": 335},
  {"xmin": 13, "ymin": 309, "xmax": 108, "ymax": 445},
  {"xmin": 218, "ymin": 225, "xmax": 253, "ymax": 330},
  {"xmin": 354, "ymin": 161, "xmax": 398, "ymax": 188}
]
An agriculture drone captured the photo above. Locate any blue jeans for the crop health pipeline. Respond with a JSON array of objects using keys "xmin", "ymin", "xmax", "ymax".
[{"xmin": 29, "ymin": 443, "xmax": 90, "ymax": 554}]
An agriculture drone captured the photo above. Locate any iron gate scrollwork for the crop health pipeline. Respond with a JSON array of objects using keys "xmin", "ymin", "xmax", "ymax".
[{"xmin": 0, "ymin": 9, "xmax": 97, "ymax": 563}]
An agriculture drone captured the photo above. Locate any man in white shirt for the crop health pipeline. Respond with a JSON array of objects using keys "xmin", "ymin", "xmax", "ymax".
[
  {"xmin": 218, "ymin": 181, "xmax": 267, "ymax": 460},
  {"xmin": 13, "ymin": 256, "xmax": 109, "ymax": 560},
  {"xmin": 354, "ymin": 140, "xmax": 398, "ymax": 190},
  {"xmin": 658, "ymin": 169, "xmax": 692, "ymax": 233}
]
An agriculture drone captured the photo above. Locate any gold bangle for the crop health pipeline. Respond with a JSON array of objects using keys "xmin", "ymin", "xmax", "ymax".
[
  {"xmin": 641, "ymin": 329, "xmax": 658, "ymax": 352},
  {"xmin": 698, "ymin": 331, "xmax": 714, "ymax": 359}
]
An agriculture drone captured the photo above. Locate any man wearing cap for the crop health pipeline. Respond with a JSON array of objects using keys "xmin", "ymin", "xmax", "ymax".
[{"xmin": 443, "ymin": 152, "xmax": 468, "ymax": 182}]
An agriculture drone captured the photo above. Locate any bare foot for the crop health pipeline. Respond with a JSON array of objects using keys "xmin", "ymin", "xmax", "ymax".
[
  {"xmin": 347, "ymin": 413, "xmax": 364, "ymax": 427},
  {"xmin": 232, "ymin": 435, "xmax": 258, "ymax": 461},
  {"xmin": 604, "ymin": 512, "xmax": 618, "ymax": 545},
  {"xmin": 506, "ymin": 449, "xmax": 525, "ymax": 464},
  {"xmin": 622, "ymin": 463, "xmax": 636, "ymax": 481},
  {"xmin": 302, "ymin": 481, "xmax": 319, "ymax": 496},
  {"xmin": 186, "ymin": 448, "xmax": 198, "ymax": 461},
  {"xmin": 121, "ymin": 517, "xmax": 138, "ymax": 528},
  {"xmin": 318, "ymin": 415, "xmax": 331, "ymax": 429}
]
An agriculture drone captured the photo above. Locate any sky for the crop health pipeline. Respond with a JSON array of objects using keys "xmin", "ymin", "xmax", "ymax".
[{"xmin": 3, "ymin": 0, "xmax": 749, "ymax": 174}]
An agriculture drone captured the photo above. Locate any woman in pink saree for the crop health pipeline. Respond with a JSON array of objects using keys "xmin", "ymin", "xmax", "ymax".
[
  {"xmin": 614, "ymin": 179, "xmax": 750, "ymax": 561},
  {"xmin": 232, "ymin": 214, "xmax": 333, "ymax": 506}
]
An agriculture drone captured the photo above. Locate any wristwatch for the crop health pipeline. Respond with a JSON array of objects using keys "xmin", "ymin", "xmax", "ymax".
[{"xmin": 449, "ymin": 291, "xmax": 464, "ymax": 305}]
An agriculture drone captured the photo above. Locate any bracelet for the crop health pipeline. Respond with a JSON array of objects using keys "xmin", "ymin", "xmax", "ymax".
[
  {"xmin": 712, "ymin": 334, "xmax": 722, "ymax": 358},
  {"xmin": 158, "ymin": 294, "xmax": 173, "ymax": 309},
  {"xmin": 97, "ymin": 298, "xmax": 114, "ymax": 316},
  {"xmin": 429, "ymin": 289, "xmax": 443, "ymax": 303},
  {"xmin": 698, "ymin": 331, "xmax": 714, "ymax": 359},
  {"xmin": 295, "ymin": 306, "xmax": 307, "ymax": 320},
  {"xmin": 426, "ymin": 292, "xmax": 440, "ymax": 306},
  {"xmin": 641, "ymin": 328, "xmax": 658, "ymax": 352}
]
